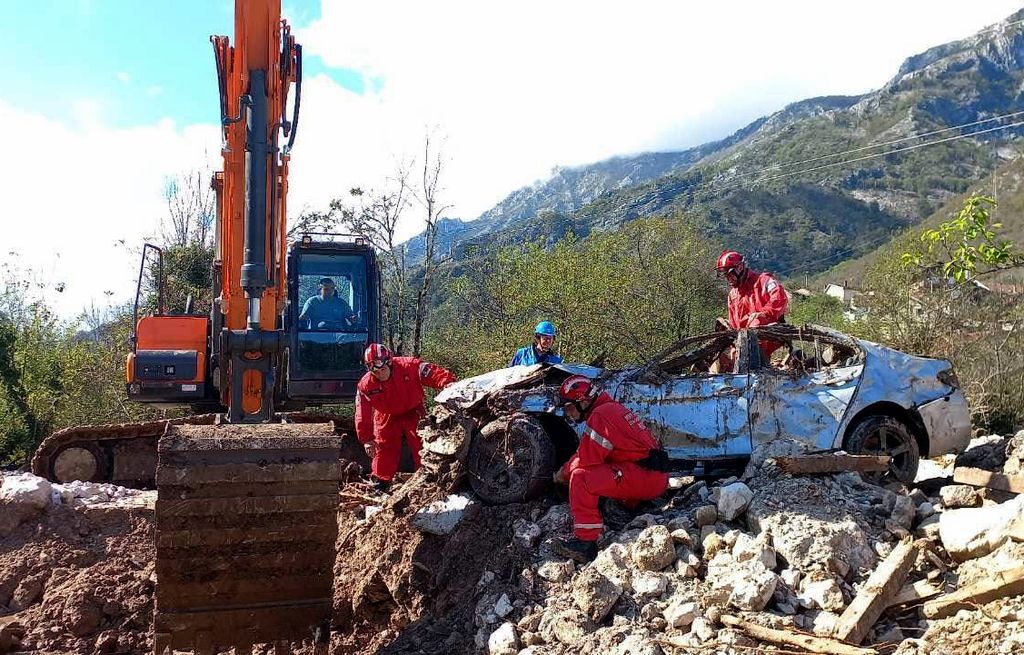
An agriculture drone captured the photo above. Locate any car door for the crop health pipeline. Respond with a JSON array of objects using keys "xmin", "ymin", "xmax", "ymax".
[
  {"xmin": 611, "ymin": 333, "xmax": 752, "ymax": 458},
  {"xmin": 746, "ymin": 330, "xmax": 863, "ymax": 452}
]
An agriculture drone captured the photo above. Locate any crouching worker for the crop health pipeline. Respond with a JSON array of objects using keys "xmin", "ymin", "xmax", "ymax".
[
  {"xmin": 551, "ymin": 376, "xmax": 670, "ymax": 562},
  {"xmin": 355, "ymin": 343, "xmax": 456, "ymax": 492}
]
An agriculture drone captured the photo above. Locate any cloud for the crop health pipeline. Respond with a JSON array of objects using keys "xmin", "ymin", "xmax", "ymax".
[
  {"xmin": 146, "ymin": 85, "xmax": 164, "ymax": 97},
  {"xmin": 116, "ymin": 71, "xmax": 132, "ymax": 85},
  {"xmin": 298, "ymin": 0, "xmax": 1024, "ymax": 221},
  {"xmin": 0, "ymin": 101, "xmax": 220, "ymax": 318}
]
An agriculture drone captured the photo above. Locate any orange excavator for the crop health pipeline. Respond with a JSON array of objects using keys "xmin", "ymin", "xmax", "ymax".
[{"xmin": 33, "ymin": 1, "xmax": 371, "ymax": 652}]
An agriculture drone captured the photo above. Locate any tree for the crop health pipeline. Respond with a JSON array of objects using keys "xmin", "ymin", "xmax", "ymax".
[{"xmin": 411, "ymin": 133, "xmax": 453, "ymax": 356}]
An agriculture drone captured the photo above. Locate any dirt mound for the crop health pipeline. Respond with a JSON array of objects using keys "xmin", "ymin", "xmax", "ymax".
[{"xmin": 0, "ymin": 501, "xmax": 155, "ymax": 654}]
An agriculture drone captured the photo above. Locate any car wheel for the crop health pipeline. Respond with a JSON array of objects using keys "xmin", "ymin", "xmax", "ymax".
[
  {"xmin": 844, "ymin": 415, "xmax": 920, "ymax": 484},
  {"xmin": 467, "ymin": 413, "xmax": 554, "ymax": 504}
]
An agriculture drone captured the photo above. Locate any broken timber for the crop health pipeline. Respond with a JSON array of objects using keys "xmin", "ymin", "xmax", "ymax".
[
  {"xmin": 832, "ymin": 539, "xmax": 918, "ymax": 644},
  {"xmin": 885, "ymin": 579, "xmax": 943, "ymax": 610},
  {"xmin": 922, "ymin": 566, "xmax": 1024, "ymax": 619},
  {"xmin": 775, "ymin": 454, "xmax": 891, "ymax": 475},
  {"xmin": 953, "ymin": 467, "xmax": 1024, "ymax": 494},
  {"xmin": 719, "ymin": 615, "xmax": 878, "ymax": 655}
]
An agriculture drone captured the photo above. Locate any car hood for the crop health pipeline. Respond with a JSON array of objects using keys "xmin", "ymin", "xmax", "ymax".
[{"xmin": 435, "ymin": 363, "xmax": 606, "ymax": 410}]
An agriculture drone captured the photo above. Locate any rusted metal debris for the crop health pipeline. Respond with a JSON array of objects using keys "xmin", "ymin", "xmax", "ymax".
[
  {"xmin": 953, "ymin": 466, "xmax": 1024, "ymax": 494},
  {"xmin": 831, "ymin": 539, "xmax": 918, "ymax": 645},
  {"xmin": 922, "ymin": 566, "xmax": 1024, "ymax": 619},
  {"xmin": 775, "ymin": 454, "xmax": 891, "ymax": 475}
]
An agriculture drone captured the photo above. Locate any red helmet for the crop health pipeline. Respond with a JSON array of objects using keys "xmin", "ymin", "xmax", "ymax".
[
  {"xmin": 716, "ymin": 250, "xmax": 745, "ymax": 271},
  {"xmin": 558, "ymin": 375, "xmax": 598, "ymax": 405},
  {"xmin": 363, "ymin": 343, "xmax": 392, "ymax": 368}
]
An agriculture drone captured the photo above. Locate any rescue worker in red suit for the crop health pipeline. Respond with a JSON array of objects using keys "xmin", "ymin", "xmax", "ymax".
[
  {"xmin": 551, "ymin": 376, "xmax": 670, "ymax": 562},
  {"xmin": 356, "ymin": 343, "xmax": 456, "ymax": 491},
  {"xmin": 716, "ymin": 250, "xmax": 789, "ymax": 362}
]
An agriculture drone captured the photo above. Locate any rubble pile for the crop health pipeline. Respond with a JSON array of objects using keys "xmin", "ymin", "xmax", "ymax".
[{"xmin": 0, "ymin": 472, "xmax": 155, "ymax": 654}]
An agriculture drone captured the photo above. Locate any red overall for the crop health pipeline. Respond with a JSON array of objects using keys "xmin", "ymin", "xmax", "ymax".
[
  {"xmin": 562, "ymin": 393, "xmax": 669, "ymax": 541},
  {"xmin": 727, "ymin": 269, "xmax": 789, "ymax": 359},
  {"xmin": 355, "ymin": 357, "xmax": 456, "ymax": 482}
]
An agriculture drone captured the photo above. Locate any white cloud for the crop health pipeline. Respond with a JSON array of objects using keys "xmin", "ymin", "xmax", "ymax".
[
  {"xmin": 116, "ymin": 71, "xmax": 132, "ymax": 85},
  {"xmin": 146, "ymin": 85, "xmax": 164, "ymax": 97},
  {"xmin": 4, "ymin": 0, "xmax": 1024, "ymax": 317},
  {"xmin": 298, "ymin": 0, "xmax": 1024, "ymax": 220},
  {"xmin": 0, "ymin": 100, "xmax": 220, "ymax": 318}
]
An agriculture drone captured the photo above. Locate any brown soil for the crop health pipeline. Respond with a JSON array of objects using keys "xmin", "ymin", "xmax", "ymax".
[{"xmin": 0, "ymin": 504, "xmax": 155, "ymax": 654}]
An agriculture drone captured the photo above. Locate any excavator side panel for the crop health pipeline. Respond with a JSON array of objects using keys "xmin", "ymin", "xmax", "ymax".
[{"xmin": 154, "ymin": 423, "xmax": 340, "ymax": 652}]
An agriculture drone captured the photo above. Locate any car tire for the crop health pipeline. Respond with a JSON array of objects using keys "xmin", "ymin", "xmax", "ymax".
[
  {"xmin": 844, "ymin": 415, "xmax": 920, "ymax": 484},
  {"xmin": 467, "ymin": 413, "xmax": 554, "ymax": 504}
]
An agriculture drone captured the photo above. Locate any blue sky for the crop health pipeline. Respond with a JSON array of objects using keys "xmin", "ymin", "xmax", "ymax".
[
  {"xmin": 0, "ymin": 0, "xmax": 377, "ymax": 129},
  {"xmin": 3, "ymin": 1, "xmax": 1024, "ymax": 317}
]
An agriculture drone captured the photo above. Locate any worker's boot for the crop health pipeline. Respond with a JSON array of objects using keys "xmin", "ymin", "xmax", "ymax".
[
  {"xmin": 369, "ymin": 475, "xmax": 391, "ymax": 493},
  {"xmin": 552, "ymin": 537, "xmax": 598, "ymax": 563}
]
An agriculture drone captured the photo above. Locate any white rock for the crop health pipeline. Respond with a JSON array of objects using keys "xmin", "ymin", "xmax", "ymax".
[
  {"xmin": 707, "ymin": 556, "xmax": 778, "ymax": 611},
  {"xmin": 571, "ymin": 567, "xmax": 622, "ymax": 622},
  {"xmin": 717, "ymin": 482, "xmax": 754, "ymax": 521},
  {"xmin": 631, "ymin": 525, "xmax": 676, "ymax": 571},
  {"xmin": 939, "ymin": 495, "xmax": 1024, "ymax": 561},
  {"xmin": 614, "ymin": 634, "xmax": 663, "ymax": 655},
  {"xmin": 513, "ymin": 519, "xmax": 542, "ymax": 548},
  {"xmin": 780, "ymin": 568, "xmax": 801, "ymax": 589},
  {"xmin": 799, "ymin": 576, "xmax": 846, "ymax": 612},
  {"xmin": 494, "ymin": 594, "xmax": 514, "ymax": 619},
  {"xmin": 630, "ymin": 571, "xmax": 667, "ymax": 599},
  {"xmin": 364, "ymin": 505, "xmax": 383, "ymax": 519},
  {"xmin": 690, "ymin": 616, "xmax": 716, "ymax": 642},
  {"xmin": 1, "ymin": 473, "xmax": 53, "ymax": 512},
  {"xmin": 664, "ymin": 599, "xmax": 700, "ymax": 628},
  {"xmin": 488, "ymin": 622, "xmax": 519, "ymax": 655},
  {"xmin": 939, "ymin": 485, "xmax": 981, "ymax": 509},
  {"xmin": 537, "ymin": 559, "xmax": 575, "ymax": 583},
  {"xmin": 732, "ymin": 532, "xmax": 777, "ymax": 570},
  {"xmin": 410, "ymin": 493, "xmax": 477, "ymax": 535}
]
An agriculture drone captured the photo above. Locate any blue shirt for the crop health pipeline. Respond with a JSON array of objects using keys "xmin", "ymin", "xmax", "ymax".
[
  {"xmin": 300, "ymin": 294, "xmax": 353, "ymax": 328},
  {"xmin": 511, "ymin": 346, "xmax": 562, "ymax": 367}
]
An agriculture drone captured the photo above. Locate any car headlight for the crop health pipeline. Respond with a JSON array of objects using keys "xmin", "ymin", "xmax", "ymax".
[{"xmin": 937, "ymin": 368, "xmax": 960, "ymax": 389}]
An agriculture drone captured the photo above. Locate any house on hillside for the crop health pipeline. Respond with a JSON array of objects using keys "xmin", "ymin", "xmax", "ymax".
[{"xmin": 822, "ymin": 281, "xmax": 869, "ymax": 321}]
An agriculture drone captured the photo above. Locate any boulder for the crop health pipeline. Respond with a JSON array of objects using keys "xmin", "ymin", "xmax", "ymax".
[
  {"xmin": 410, "ymin": 494, "xmax": 477, "ymax": 535},
  {"xmin": 631, "ymin": 571, "xmax": 667, "ymax": 599},
  {"xmin": 664, "ymin": 599, "xmax": 700, "ymax": 628},
  {"xmin": 593, "ymin": 542, "xmax": 632, "ymax": 587},
  {"xmin": 939, "ymin": 484, "xmax": 981, "ymax": 509},
  {"xmin": 956, "ymin": 435, "xmax": 1007, "ymax": 471},
  {"xmin": 798, "ymin": 573, "xmax": 846, "ymax": 611},
  {"xmin": 1004, "ymin": 430, "xmax": 1024, "ymax": 475},
  {"xmin": 487, "ymin": 622, "xmax": 519, "ymax": 655},
  {"xmin": 717, "ymin": 482, "xmax": 754, "ymax": 521},
  {"xmin": 939, "ymin": 495, "xmax": 1024, "ymax": 561},
  {"xmin": 0, "ymin": 474, "xmax": 53, "ymax": 511},
  {"xmin": 571, "ymin": 567, "xmax": 622, "ymax": 622},
  {"xmin": 513, "ymin": 519, "xmax": 542, "ymax": 548},
  {"xmin": 537, "ymin": 559, "xmax": 575, "ymax": 583},
  {"xmin": 707, "ymin": 553, "xmax": 778, "ymax": 611},
  {"xmin": 732, "ymin": 532, "xmax": 777, "ymax": 570},
  {"xmin": 695, "ymin": 505, "xmax": 718, "ymax": 527},
  {"xmin": 631, "ymin": 526, "xmax": 676, "ymax": 571}
]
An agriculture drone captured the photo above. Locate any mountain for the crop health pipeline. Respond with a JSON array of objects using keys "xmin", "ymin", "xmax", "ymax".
[{"xmin": 410, "ymin": 9, "xmax": 1024, "ymax": 276}]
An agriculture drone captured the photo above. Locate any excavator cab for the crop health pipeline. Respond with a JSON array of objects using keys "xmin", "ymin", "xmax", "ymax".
[{"xmin": 285, "ymin": 235, "xmax": 380, "ymax": 403}]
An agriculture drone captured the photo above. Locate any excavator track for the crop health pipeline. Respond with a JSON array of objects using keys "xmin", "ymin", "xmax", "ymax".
[
  {"xmin": 153, "ymin": 422, "xmax": 341, "ymax": 654},
  {"xmin": 31, "ymin": 412, "xmax": 362, "ymax": 488}
]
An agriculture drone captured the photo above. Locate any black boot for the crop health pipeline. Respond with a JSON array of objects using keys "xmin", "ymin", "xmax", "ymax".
[
  {"xmin": 369, "ymin": 475, "xmax": 391, "ymax": 493},
  {"xmin": 552, "ymin": 537, "xmax": 598, "ymax": 563}
]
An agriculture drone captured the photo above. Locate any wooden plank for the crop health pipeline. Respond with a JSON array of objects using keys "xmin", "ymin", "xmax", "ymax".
[
  {"xmin": 156, "ymin": 460, "xmax": 343, "ymax": 485},
  {"xmin": 885, "ymin": 579, "xmax": 943, "ymax": 609},
  {"xmin": 923, "ymin": 566, "xmax": 1024, "ymax": 619},
  {"xmin": 776, "ymin": 454, "xmax": 891, "ymax": 475},
  {"xmin": 953, "ymin": 467, "xmax": 1024, "ymax": 494},
  {"xmin": 156, "ymin": 493, "xmax": 337, "ymax": 517},
  {"xmin": 832, "ymin": 539, "xmax": 918, "ymax": 644},
  {"xmin": 156, "ymin": 524, "xmax": 337, "ymax": 548},
  {"xmin": 718, "ymin": 615, "xmax": 878, "ymax": 655}
]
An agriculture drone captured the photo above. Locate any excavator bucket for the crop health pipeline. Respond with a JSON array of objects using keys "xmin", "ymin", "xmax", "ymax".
[{"xmin": 152, "ymin": 423, "xmax": 341, "ymax": 654}]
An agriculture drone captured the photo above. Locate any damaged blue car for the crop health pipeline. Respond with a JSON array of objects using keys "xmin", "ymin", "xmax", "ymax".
[{"xmin": 432, "ymin": 324, "xmax": 971, "ymax": 504}]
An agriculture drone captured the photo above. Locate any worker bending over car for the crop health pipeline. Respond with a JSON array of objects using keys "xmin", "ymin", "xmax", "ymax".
[
  {"xmin": 551, "ymin": 376, "xmax": 670, "ymax": 562},
  {"xmin": 355, "ymin": 343, "xmax": 456, "ymax": 491}
]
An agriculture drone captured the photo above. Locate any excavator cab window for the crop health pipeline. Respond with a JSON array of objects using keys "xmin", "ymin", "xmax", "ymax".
[
  {"xmin": 286, "ymin": 242, "xmax": 380, "ymax": 403},
  {"xmin": 294, "ymin": 253, "xmax": 368, "ymax": 372}
]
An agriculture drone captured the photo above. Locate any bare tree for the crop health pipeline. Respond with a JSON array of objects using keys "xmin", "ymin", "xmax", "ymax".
[
  {"xmin": 162, "ymin": 169, "xmax": 215, "ymax": 247},
  {"xmin": 337, "ymin": 169, "xmax": 414, "ymax": 353},
  {"xmin": 411, "ymin": 133, "xmax": 453, "ymax": 355}
]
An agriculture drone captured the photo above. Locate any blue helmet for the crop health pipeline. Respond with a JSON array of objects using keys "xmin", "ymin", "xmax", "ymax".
[{"xmin": 534, "ymin": 321, "xmax": 557, "ymax": 338}]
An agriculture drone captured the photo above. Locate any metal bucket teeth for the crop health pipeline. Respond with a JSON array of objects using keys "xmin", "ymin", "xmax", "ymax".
[{"xmin": 153, "ymin": 423, "xmax": 340, "ymax": 653}]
